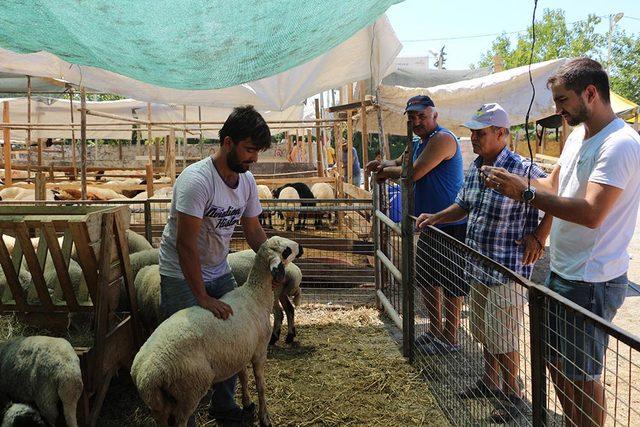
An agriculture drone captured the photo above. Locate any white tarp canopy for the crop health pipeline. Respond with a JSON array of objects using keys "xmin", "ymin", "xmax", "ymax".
[
  {"xmin": 359, "ymin": 59, "xmax": 569, "ymax": 135},
  {"xmin": 0, "ymin": 16, "xmax": 401, "ymax": 111},
  {"xmin": 0, "ymin": 97, "xmax": 304, "ymax": 141}
]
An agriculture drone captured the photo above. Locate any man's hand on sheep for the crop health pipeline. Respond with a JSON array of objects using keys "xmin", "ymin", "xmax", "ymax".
[{"xmin": 197, "ymin": 294, "xmax": 234, "ymax": 319}]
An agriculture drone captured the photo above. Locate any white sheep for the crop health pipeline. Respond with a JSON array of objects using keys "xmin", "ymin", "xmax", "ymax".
[
  {"xmin": 131, "ymin": 236, "xmax": 302, "ymax": 427},
  {"xmin": 311, "ymin": 182, "xmax": 335, "ymax": 228},
  {"xmin": 0, "ymin": 265, "xmax": 32, "ymax": 303},
  {"xmin": 0, "ymin": 336, "xmax": 83, "ymax": 427},
  {"xmin": 133, "ymin": 264, "xmax": 162, "ymax": 331},
  {"xmin": 228, "ymin": 249, "xmax": 302, "ymax": 344},
  {"xmin": 257, "ymin": 185, "xmax": 273, "ymax": 228},
  {"xmin": 278, "ymin": 186, "xmax": 299, "ymax": 232},
  {"xmin": 127, "ymin": 229, "xmax": 153, "ymax": 254},
  {"xmin": 257, "ymin": 185, "xmax": 272, "ymax": 201},
  {"xmin": 1, "ymin": 402, "xmax": 46, "ymax": 427}
]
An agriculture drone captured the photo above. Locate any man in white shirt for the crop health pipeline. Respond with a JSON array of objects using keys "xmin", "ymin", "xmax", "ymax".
[
  {"xmin": 159, "ymin": 105, "xmax": 272, "ymax": 426},
  {"xmin": 482, "ymin": 58, "xmax": 640, "ymax": 427}
]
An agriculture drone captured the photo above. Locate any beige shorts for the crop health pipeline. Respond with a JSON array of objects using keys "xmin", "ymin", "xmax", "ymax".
[{"xmin": 469, "ymin": 281, "xmax": 526, "ymax": 355}]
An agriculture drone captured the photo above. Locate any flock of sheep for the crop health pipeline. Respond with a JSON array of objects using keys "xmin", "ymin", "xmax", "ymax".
[{"xmin": 0, "ymin": 228, "xmax": 304, "ymax": 427}]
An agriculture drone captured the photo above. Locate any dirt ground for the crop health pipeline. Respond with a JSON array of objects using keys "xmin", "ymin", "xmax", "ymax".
[{"xmin": 96, "ymin": 305, "xmax": 447, "ymax": 426}]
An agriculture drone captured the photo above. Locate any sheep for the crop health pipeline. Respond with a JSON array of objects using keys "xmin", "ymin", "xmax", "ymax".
[
  {"xmin": 0, "ymin": 336, "xmax": 83, "ymax": 427},
  {"xmin": 1, "ymin": 402, "xmax": 46, "ymax": 427},
  {"xmin": 257, "ymin": 185, "xmax": 273, "ymax": 228},
  {"xmin": 311, "ymin": 182, "xmax": 335, "ymax": 228},
  {"xmin": 276, "ymin": 186, "xmax": 299, "ymax": 232},
  {"xmin": 131, "ymin": 236, "xmax": 302, "ymax": 427},
  {"xmin": 228, "ymin": 249, "xmax": 302, "ymax": 344},
  {"xmin": 0, "ymin": 266, "xmax": 31, "ymax": 304},
  {"xmin": 117, "ymin": 249, "xmax": 160, "ymax": 319},
  {"xmin": 273, "ymin": 183, "xmax": 316, "ymax": 230},
  {"xmin": 127, "ymin": 229, "xmax": 153, "ymax": 254},
  {"xmin": 133, "ymin": 265, "xmax": 162, "ymax": 331},
  {"xmin": 86, "ymin": 186, "xmax": 123, "ymax": 200},
  {"xmin": 0, "ymin": 187, "xmax": 25, "ymax": 201}
]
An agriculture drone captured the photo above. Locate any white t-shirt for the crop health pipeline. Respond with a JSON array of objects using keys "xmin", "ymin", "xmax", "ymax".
[
  {"xmin": 551, "ymin": 118, "xmax": 640, "ymax": 282},
  {"xmin": 159, "ymin": 157, "xmax": 262, "ymax": 281}
]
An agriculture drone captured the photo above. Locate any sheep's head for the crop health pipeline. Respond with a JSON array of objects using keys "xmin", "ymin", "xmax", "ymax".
[{"xmin": 262, "ymin": 236, "xmax": 303, "ymax": 282}]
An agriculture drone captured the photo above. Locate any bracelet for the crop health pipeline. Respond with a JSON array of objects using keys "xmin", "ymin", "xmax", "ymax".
[{"xmin": 532, "ymin": 234, "xmax": 545, "ymax": 251}]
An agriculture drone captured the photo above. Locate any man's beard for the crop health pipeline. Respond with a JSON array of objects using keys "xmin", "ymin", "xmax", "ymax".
[
  {"xmin": 565, "ymin": 101, "xmax": 589, "ymax": 126},
  {"xmin": 227, "ymin": 148, "xmax": 250, "ymax": 173}
]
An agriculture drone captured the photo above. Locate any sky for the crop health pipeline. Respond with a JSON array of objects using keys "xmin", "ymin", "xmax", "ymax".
[{"xmin": 386, "ymin": 0, "xmax": 640, "ymax": 70}]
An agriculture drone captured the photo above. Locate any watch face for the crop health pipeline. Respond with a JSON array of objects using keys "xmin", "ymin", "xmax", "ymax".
[{"xmin": 523, "ymin": 188, "xmax": 535, "ymax": 201}]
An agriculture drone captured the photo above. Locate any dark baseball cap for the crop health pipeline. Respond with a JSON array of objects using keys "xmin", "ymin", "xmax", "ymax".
[{"xmin": 404, "ymin": 95, "xmax": 435, "ymax": 113}]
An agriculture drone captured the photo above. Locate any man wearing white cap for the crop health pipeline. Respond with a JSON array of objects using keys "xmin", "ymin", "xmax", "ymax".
[{"xmin": 416, "ymin": 103, "xmax": 550, "ymax": 423}]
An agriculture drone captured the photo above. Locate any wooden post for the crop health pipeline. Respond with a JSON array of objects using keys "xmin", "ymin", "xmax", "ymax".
[
  {"xmin": 34, "ymin": 171, "xmax": 46, "ymax": 200},
  {"xmin": 198, "ymin": 106, "xmax": 204, "ymax": 158},
  {"xmin": 69, "ymin": 89, "xmax": 77, "ymax": 180},
  {"xmin": 37, "ymin": 138, "xmax": 43, "ymax": 166},
  {"xmin": 374, "ymin": 88, "xmax": 391, "ymax": 160},
  {"xmin": 315, "ymin": 99, "xmax": 323, "ymax": 177},
  {"xmin": 155, "ymin": 136, "xmax": 160, "ymax": 165},
  {"xmin": 118, "ymin": 140, "xmax": 123, "ymax": 161},
  {"xmin": 27, "ymin": 76, "xmax": 33, "ymax": 179},
  {"xmin": 2, "ymin": 101, "xmax": 12, "ymax": 186},
  {"xmin": 359, "ymin": 81, "xmax": 370, "ymax": 191},
  {"xmin": 285, "ymin": 131, "xmax": 291, "ymax": 161},
  {"xmin": 346, "ymin": 84, "xmax": 354, "ymax": 184},
  {"xmin": 306, "ymin": 129, "xmax": 313, "ymax": 165},
  {"xmin": 182, "ymin": 105, "xmax": 187, "ymax": 168},
  {"xmin": 147, "ymin": 102, "xmax": 153, "ymax": 165},
  {"xmin": 80, "ymin": 87, "xmax": 88, "ymax": 200},
  {"xmin": 145, "ymin": 164, "xmax": 154, "ymax": 197},
  {"xmin": 167, "ymin": 130, "xmax": 176, "ymax": 183}
]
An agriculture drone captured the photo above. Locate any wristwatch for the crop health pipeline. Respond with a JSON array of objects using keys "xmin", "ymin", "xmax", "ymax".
[{"xmin": 522, "ymin": 187, "xmax": 536, "ymax": 203}]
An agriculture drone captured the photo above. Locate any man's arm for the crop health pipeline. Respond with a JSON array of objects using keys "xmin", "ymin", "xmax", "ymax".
[
  {"xmin": 517, "ymin": 213, "xmax": 552, "ymax": 265},
  {"xmin": 481, "ymin": 166, "xmax": 623, "ymax": 229},
  {"xmin": 240, "ymin": 215, "xmax": 268, "ymax": 252},
  {"xmin": 416, "ymin": 203, "xmax": 468, "ymax": 229},
  {"xmin": 377, "ymin": 133, "xmax": 457, "ymax": 182},
  {"xmin": 176, "ymin": 212, "xmax": 233, "ymax": 319}
]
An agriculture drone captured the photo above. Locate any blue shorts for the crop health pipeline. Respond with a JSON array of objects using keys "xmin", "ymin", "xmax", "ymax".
[
  {"xmin": 159, "ymin": 272, "xmax": 237, "ymax": 320},
  {"xmin": 545, "ymin": 271, "xmax": 627, "ymax": 381}
]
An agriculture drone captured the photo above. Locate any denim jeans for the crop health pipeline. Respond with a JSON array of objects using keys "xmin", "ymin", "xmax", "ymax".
[
  {"xmin": 545, "ymin": 271, "xmax": 628, "ymax": 381},
  {"xmin": 160, "ymin": 273, "xmax": 240, "ymax": 416}
]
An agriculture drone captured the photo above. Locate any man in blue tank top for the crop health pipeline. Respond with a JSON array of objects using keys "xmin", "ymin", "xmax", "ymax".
[{"xmin": 366, "ymin": 95, "xmax": 467, "ymax": 354}]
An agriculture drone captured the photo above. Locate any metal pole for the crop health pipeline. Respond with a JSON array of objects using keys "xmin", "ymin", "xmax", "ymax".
[
  {"xmin": 80, "ymin": 87, "xmax": 87, "ymax": 200},
  {"xmin": 400, "ymin": 119, "xmax": 415, "ymax": 361},
  {"xmin": 529, "ymin": 286, "xmax": 548, "ymax": 426},
  {"xmin": 372, "ymin": 176, "xmax": 382, "ymax": 311},
  {"xmin": 144, "ymin": 200, "xmax": 153, "ymax": 244}
]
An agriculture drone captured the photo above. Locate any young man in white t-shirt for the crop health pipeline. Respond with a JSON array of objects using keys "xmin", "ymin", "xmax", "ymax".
[
  {"xmin": 482, "ymin": 58, "xmax": 640, "ymax": 426},
  {"xmin": 158, "ymin": 105, "xmax": 271, "ymax": 426}
]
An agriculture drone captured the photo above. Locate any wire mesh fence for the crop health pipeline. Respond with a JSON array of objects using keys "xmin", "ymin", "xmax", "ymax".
[
  {"xmin": 412, "ymin": 226, "xmax": 640, "ymax": 426},
  {"xmin": 370, "ymin": 174, "xmax": 640, "ymax": 426},
  {"xmin": 231, "ymin": 198, "xmax": 376, "ymax": 306}
]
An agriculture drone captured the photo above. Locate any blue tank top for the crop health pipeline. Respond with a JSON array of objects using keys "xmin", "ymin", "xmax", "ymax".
[{"xmin": 412, "ymin": 125, "xmax": 466, "ymax": 226}]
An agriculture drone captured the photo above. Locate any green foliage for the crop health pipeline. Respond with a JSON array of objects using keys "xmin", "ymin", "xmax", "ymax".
[
  {"xmin": 609, "ymin": 31, "xmax": 640, "ymax": 104},
  {"xmin": 478, "ymin": 9, "xmax": 603, "ymax": 69},
  {"xmin": 478, "ymin": 8, "xmax": 639, "ymax": 104}
]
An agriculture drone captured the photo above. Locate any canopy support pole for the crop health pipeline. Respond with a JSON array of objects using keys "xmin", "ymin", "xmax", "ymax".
[
  {"xmin": 80, "ymin": 87, "xmax": 88, "ymax": 200},
  {"xmin": 359, "ymin": 81, "xmax": 369, "ymax": 191},
  {"xmin": 2, "ymin": 101, "xmax": 12, "ymax": 186},
  {"xmin": 198, "ymin": 107, "xmax": 204, "ymax": 158},
  {"xmin": 69, "ymin": 89, "xmax": 77, "ymax": 180},
  {"xmin": 374, "ymin": 86, "xmax": 390, "ymax": 160},
  {"xmin": 315, "ymin": 99, "xmax": 324, "ymax": 177},
  {"xmin": 146, "ymin": 102, "xmax": 153, "ymax": 166}
]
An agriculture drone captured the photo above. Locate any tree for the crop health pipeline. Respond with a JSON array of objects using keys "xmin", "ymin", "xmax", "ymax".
[
  {"xmin": 609, "ymin": 31, "xmax": 640, "ymax": 104},
  {"xmin": 477, "ymin": 9, "xmax": 604, "ymax": 69},
  {"xmin": 478, "ymin": 8, "xmax": 640, "ymax": 104}
]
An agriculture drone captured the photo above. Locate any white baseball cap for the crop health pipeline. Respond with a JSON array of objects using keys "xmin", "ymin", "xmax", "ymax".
[{"xmin": 463, "ymin": 103, "xmax": 510, "ymax": 129}]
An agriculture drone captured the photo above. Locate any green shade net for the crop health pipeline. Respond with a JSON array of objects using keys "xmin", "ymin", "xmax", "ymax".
[{"xmin": 0, "ymin": 0, "xmax": 401, "ymax": 90}]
